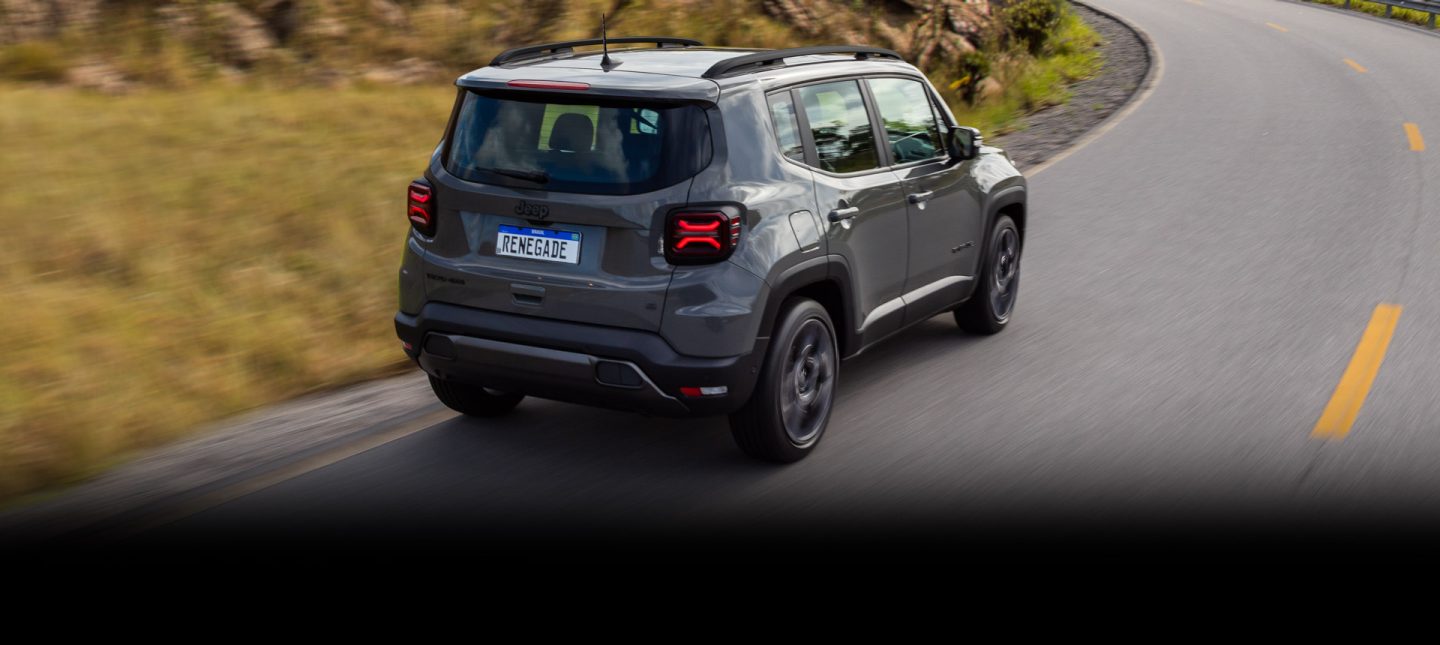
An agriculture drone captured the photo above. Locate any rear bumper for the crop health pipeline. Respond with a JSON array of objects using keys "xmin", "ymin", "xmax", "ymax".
[{"xmin": 395, "ymin": 302, "xmax": 765, "ymax": 417}]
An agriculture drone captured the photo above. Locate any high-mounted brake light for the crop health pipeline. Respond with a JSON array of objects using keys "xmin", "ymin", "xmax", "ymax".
[
  {"xmin": 408, "ymin": 180, "xmax": 435, "ymax": 237},
  {"xmin": 664, "ymin": 209, "xmax": 742, "ymax": 265},
  {"xmin": 506, "ymin": 80, "xmax": 591, "ymax": 91}
]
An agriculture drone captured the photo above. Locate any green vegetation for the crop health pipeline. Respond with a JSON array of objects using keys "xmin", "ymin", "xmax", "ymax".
[
  {"xmin": 0, "ymin": 0, "xmax": 1101, "ymax": 501},
  {"xmin": 945, "ymin": 5, "xmax": 1104, "ymax": 136},
  {"xmin": 1305, "ymin": 0, "xmax": 1437, "ymax": 27},
  {"xmin": 1003, "ymin": 0, "xmax": 1066, "ymax": 55}
]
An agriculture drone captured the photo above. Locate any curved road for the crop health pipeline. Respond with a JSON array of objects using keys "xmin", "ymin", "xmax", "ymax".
[{"xmin": 26, "ymin": 0, "xmax": 1440, "ymax": 551}]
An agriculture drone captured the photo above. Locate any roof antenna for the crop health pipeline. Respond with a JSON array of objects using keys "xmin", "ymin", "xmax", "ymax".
[{"xmin": 600, "ymin": 13, "xmax": 614, "ymax": 69}]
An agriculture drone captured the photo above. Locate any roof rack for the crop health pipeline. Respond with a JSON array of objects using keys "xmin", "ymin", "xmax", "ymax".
[
  {"xmin": 701, "ymin": 45, "xmax": 903, "ymax": 79},
  {"xmin": 490, "ymin": 37, "xmax": 704, "ymax": 67}
]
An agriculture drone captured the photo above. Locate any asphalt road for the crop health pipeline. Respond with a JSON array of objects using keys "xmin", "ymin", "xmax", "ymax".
[{"xmin": 21, "ymin": 0, "xmax": 1440, "ymax": 554}]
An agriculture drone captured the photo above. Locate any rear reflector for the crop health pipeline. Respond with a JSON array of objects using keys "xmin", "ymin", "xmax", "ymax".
[
  {"xmin": 506, "ymin": 80, "xmax": 591, "ymax": 91},
  {"xmin": 680, "ymin": 386, "xmax": 728, "ymax": 397}
]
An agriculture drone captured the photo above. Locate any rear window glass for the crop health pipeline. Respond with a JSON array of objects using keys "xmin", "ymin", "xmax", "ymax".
[{"xmin": 445, "ymin": 91, "xmax": 712, "ymax": 195}]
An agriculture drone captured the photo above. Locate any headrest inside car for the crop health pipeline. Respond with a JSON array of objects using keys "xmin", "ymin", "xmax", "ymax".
[{"xmin": 549, "ymin": 113, "xmax": 594, "ymax": 152}]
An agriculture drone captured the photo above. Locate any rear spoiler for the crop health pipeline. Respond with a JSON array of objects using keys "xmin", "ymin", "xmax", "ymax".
[{"xmin": 457, "ymin": 67, "xmax": 719, "ymax": 103}]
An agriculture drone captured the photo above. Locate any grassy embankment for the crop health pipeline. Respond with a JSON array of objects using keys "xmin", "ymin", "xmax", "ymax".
[
  {"xmin": 0, "ymin": 0, "xmax": 1100, "ymax": 500},
  {"xmin": 1305, "ymin": 0, "xmax": 1438, "ymax": 26},
  {"xmin": 944, "ymin": 5, "xmax": 1101, "ymax": 134}
]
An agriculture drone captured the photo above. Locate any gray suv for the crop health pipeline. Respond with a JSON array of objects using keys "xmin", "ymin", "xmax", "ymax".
[{"xmin": 395, "ymin": 38, "xmax": 1027, "ymax": 462}]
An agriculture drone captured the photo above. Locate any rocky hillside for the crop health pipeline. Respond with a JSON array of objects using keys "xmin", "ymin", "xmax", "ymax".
[{"xmin": 1, "ymin": 0, "xmax": 1013, "ymax": 94}]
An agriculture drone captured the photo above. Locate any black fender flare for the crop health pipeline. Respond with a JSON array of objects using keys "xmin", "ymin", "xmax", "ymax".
[
  {"xmin": 985, "ymin": 183, "xmax": 1027, "ymax": 243},
  {"xmin": 753, "ymin": 254, "xmax": 859, "ymax": 358}
]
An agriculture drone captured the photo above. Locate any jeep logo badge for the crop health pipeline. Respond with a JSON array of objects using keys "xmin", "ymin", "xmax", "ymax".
[{"xmin": 515, "ymin": 201, "xmax": 549, "ymax": 219}]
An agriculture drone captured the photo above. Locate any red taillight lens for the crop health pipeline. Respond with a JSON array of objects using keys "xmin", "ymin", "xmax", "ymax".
[
  {"xmin": 665, "ymin": 210, "xmax": 741, "ymax": 264},
  {"xmin": 407, "ymin": 180, "xmax": 435, "ymax": 236}
]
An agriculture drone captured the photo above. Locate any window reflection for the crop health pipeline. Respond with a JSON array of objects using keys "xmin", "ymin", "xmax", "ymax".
[
  {"xmin": 868, "ymin": 78, "xmax": 943, "ymax": 163},
  {"xmin": 798, "ymin": 81, "xmax": 879, "ymax": 173}
]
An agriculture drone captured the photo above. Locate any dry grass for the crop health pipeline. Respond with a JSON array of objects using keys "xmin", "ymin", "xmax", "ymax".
[{"xmin": 0, "ymin": 83, "xmax": 455, "ymax": 496}]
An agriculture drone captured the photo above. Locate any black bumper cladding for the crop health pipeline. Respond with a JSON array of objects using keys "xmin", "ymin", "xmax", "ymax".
[{"xmin": 395, "ymin": 303, "xmax": 766, "ymax": 417}]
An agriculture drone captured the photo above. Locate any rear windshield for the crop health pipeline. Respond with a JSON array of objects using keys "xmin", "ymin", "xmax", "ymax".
[{"xmin": 445, "ymin": 90, "xmax": 712, "ymax": 195}]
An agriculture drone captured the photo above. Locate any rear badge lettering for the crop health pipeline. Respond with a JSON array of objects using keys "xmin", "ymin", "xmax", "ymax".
[
  {"xmin": 515, "ymin": 200, "xmax": 550, "ymax": 220},
  {"xmin": 425, "ymin": 273, "xmax": 466, "ymax": 285}
]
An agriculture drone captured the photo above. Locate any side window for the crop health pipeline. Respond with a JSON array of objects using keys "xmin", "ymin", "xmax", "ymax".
[
  {"xmin": 927, "ymin": 86, "xmax": 952, "ymax": 144},
  {"xmin": 929, "ymin": 92, "xmax": 951, "ymax": 136},
  {"xmin": 866, "ymin": 77, "xmax": 944, "ymax": 164},
  {"xmin": 797, "ymin": 80, "xmax": 880, "ymax": 173},
  {"xmin": 634, "ymin": 108, "xmax": 659, "ymax": 134},
  {"xmin": 766, "ymin": 92, "xmax": 806, "ymax": 163}
]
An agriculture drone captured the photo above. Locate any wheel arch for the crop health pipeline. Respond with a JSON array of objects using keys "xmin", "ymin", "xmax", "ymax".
[
  {"xmin": 987, "ymin": 184, "xmax": 1027, "ymax": 244},
  {"xmin": 754, "ymin": 255, "xmax": 858, "ymax": 359}
]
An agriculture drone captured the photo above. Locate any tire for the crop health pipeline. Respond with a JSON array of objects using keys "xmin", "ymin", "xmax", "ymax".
[
  {"xmin": 728, "ymin": 298, "xmax": 838, "ymax": 463},
  {"xmin": 428, "ymin": 376, "xmax": 524, "ymax": 417},
  {"xmin": 956, "ymin": 214, "xmax": 1021, "ymax": 335}
]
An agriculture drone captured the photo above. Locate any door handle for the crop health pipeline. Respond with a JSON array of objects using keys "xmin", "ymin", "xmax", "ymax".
[
  {"xmin": 828, "ymin": 207, "xmax": 860, "ymax": 222},
  {"xmin": 907, "ymin": 191, "xmax": 935, "ymax": 204}
]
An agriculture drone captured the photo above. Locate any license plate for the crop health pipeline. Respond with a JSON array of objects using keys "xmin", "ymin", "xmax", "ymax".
[{"xmin": 495, "ymin": 225, "xmax": 581, "ymax": 264}]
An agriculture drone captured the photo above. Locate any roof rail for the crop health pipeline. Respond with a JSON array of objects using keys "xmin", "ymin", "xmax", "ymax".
[
  {"xmin": 490, "ymin": 37, "xmax": 704, "ymax": 67},
  {"xmin": 701, "ymin": 45, "xmax": 903, "ymax": 79}
]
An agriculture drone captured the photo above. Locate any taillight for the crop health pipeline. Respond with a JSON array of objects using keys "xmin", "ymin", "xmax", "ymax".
[
  {"xmin": 408, "ymin": 179, "xmax": 435, "ymax": 236},
  {"xmin": 665, "ymin": 210, "xmax": 741, "ymax": 264}
]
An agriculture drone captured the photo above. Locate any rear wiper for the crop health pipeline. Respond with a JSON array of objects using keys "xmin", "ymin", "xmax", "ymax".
[{"xmin": 480, "ymin": 167, "xmax": 549, "ymax": 184}]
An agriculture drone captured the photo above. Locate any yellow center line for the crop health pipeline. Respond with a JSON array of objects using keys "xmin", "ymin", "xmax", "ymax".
[
  {"xmin": 1312, "ymin": 304, "xmax": 1403, "ymax": 440},
  {"xmin": 1185, "ymin": 0, "xmax": 1204, "ymax": 5},
  {"xmin": 1405, "ymin": 123, "xmax": 1426, "ymax": 151},
  {"xmin": 1266, "ymin": 22, "xmax": 1290, "ymax": 32},
  {"xmin": 1343, "ymin": 58, "xmax": 1368, "ymax": 73}
]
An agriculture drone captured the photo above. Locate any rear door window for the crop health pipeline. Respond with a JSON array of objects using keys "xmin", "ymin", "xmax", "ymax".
[
  {"xmin": 796, "ymin": 80, "xmax": 880, "ymax": 174},
  {"xmin": 445, "ymin": 91, "xmax": 712, "ymax": 195}
]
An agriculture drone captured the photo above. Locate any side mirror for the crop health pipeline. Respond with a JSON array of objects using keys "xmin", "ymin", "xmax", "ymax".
[{"xmin": 949, "ymin": 126, "xmax": 982, "ymax": 161}]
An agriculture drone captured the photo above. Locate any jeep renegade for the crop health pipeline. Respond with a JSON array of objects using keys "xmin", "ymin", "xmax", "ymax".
[{"xmin": 395, "ymin": 37, "xmax": 1028, "ymax": 462}]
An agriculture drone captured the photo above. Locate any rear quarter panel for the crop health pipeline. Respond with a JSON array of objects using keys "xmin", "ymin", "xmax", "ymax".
[{"xmin": 665, "ymin": 83, "xmax": 825, "ymax": 357}]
